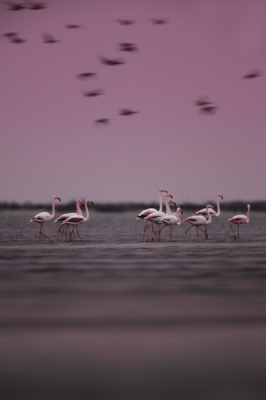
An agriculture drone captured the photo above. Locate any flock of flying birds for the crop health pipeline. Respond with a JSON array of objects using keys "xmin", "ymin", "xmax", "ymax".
[
  {"xmin": 3, "ymin": 1, "xmax": 262, "ymax": 126},
  {"xmin": 2, "ymin": 1, "xmax": 172, "ymax": 127}
]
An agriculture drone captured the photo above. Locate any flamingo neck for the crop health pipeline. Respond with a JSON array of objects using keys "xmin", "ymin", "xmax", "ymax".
[
  {"xmin": 76, "ymin": 202, "xmax": 83, "ymax": 216},
  {"xmin": 205, "ymin": 206, "xmax": 212, "ymax": 224},
  {"xmin": 215, "ymin": 196, "xmax": 221, "ymax": 217},
  {"xmin": 158, "ymin": 192, "xmax": 163, "ymax": 212},
  {"xmin": 51, "ymin": 198, "xmax": 56, "ymax": 219},
  {"xmin": 176, "ymin": 208, "xmax": 182, "ymax": 225},
  {"xmin": 246, "ymin": 205, "xmax": 250, "ymax": 223},
  {"xmin": 84, "ymin": 201, "xmax": 90, "ymax": 221},
  {"xmin": 164, "ymin": 195, "xmax": 171, "ymax": 215}
]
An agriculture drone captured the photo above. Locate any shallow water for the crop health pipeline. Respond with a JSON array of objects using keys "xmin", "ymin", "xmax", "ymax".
[{"xmin": 1, "ymin": 210, "xmax": 266, "ymax": 399}]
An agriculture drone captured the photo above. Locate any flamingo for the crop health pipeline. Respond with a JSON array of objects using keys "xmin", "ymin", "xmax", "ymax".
[
  {"xmin": 144, "ymin": 193, "xmax": 173, "ymax": 241},
  {"xmin": 159, "ymin": 201, "xmax": 183, "ymax": 239},
  {"xmin": 228, "ymin": 204, "xmax": 250, "ymax": 241},
  {"xmin": 62, "ymin": 199, "xmax": 93, "ymax": 241},
  {"xmin": 30, "ymin": 195, "xmax": 61, "ymax": 241},
  {"xmin": 54, "ymin": 199, "xmax": 84, "ymax": 240},
  {"xmin": 136, "ymin": 188, "xmax": 168, "ymax": 241},
  {"xmin": 183, "ymin": 204, "xmax": 213, "ymax": 241},
  {"xmin": 194, "ymin": 193, "xmax": 223, "ymax": 238}
]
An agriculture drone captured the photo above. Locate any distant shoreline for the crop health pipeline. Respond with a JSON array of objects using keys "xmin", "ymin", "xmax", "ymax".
[{"xmin": 0, "ymin": 201, "xmax": 265, "ymax": 212}]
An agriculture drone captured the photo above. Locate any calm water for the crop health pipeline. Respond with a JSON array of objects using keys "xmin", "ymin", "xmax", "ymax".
[{"xmin": 1, "ymin": 210, "xmax": 266, "ymax": 400}]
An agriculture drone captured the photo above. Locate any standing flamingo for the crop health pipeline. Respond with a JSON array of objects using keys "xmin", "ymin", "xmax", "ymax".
[
  {"xmin": 54, "ymin": 199, "xmax": 84, "ymax": 240},
  {"xmin": 159, "ymin": 202, "xmax": 183, "ymax": 239},
  {"xmin": 194, "ymin": 193, "xmax": 223, "ymax": 238},
  {"xmin": 62, "ymin": 199, "xmax": 93, "ymax": 241},
  {"xmin": 183, "ymin": 204, "xmax": 213, "ymax": 241},
  {"xmin": 30, "ymin": 195, "xmax": 61, "ymax": 241},
  {"xmin": 136, "ymin": 188, "xmax": 168, "ymax": 241},
  {"xmin": 228, "ymin": 204, "xmax": 250, "ymax": 241},
  {"xmin": 144, "ymin": 193, "xmax": 173, "ymax": 241}
]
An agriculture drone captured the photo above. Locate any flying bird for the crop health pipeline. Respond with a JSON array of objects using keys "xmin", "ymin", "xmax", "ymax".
[
  {"xmin": 195, "ymin": 96, "xmax": 213, "ymax": 107},
  {"xmin": 65, "ymin": 24, "xmax": 81, "ymax": 29},
  {"xmin": 9, "ymin": 35, "xmax": 27, "ymax": 43},
  {"xmin": 77, "ymin": 72, "xmax": 97, "ymax": 79},
  {"xmin": 5, "ymin": 2, "xmax": 25, "ymax": 10},
  {"xmin": 94, "ymin": 118, "xmax": 110, "ymax": 126},
  {"xmin": 82, "ymin": 89, "xmax": 103, "ymax": 97},
  {"xmin": 118, "ymin": 43, "xmax": 138, "ymax": 52},
  {"xmin": 228, "ymin": 204, "xmax": 250, "ymax": 241},
  {"xmin": 119, "ymin": 109, "xmax": 139, "ymax": 116},
  {"xmin": 42, "ymin": 33, "xmax": 59, "ymax": 43},
  {"xmin": 99, "ymin": 57, "xmax": 125, "ymax": 66},
  {"xmin": 242, "ymin": 71, "xmax": 262, "ymax": 79},
  {"xmin": 149, "ymin": 18, "xmax": 168, "ymax": 24},
  {"xmin": 3, "ymin": 32, "xmax": 19, "ymax": 37},
  {"xmin": 116, "ymin": 19, "xmax": 135, "ymax": 25},
  {"xmin": 26, "ymin": 1, "xmax": 47, "ymax": 9},
  {"xmin": 200, "ymin": 105, "xmax": 218, "ymax": 115}
]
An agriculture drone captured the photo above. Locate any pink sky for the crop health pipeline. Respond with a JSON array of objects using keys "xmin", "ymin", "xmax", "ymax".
[{"xmin": 1, "ymin": 0, "xmax": 266, "ymax": 204}]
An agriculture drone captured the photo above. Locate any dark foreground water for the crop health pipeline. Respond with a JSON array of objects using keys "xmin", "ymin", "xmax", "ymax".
[{"xmin": 1, "ymin": 210, "xmax": 266, "ymax": 400}]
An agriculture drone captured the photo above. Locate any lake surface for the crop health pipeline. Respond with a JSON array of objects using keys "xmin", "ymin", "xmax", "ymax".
[{"xmin": 1, "ymin": 210, "xmax": 266, "ymax": 399}]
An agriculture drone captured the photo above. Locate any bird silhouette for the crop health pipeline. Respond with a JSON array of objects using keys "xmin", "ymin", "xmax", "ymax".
[
  {"xmin": 3, "ymin": 32, "xmax": 18, "ymax": 37},
  {"xmin": 7, "ymin": 34, "xmax": 27, "ymax": 43},
  {"xmin": 82, "ymin": 89, "xmax": 103, "ymax": 97},
  {"xmin": 118, "ymin": 43, "xmax": 138, "ymax": 52},
  {"xmin": 200, "ymin": 105, "xmax": 217, "ymax": 115},
  {"xmin": 242, "ymin": 70, "xmax": 262, "ymax": 79},
  {"xmin": 26, "ymin": 1, "xmax": 47, "ymax": 9},
  {"xmin": 119, "ymin": 109, "xmax": 139, "ymax": 116},
  {"xmin": 94, "ymin": 118, "xmax": 110, "ymax": 126},
  {"xmin": 77, "ymin": 72, "xmax": 97, "ymax": 79},
  {"xmin": 116, "ymin": 19, "xmax": 134, "ymax": 25},
  {"xmin": 5, "ymin": 2, "xmax": 25, "ymax": 10},
  {"xmin": 99, "ymin": 57, "xmax": 125, "ymax": 66},
  {"xmin": 65, "ymin": 24, "xmax": 81, "ymax": 29},
  {"xmin": 42, "ymin": 33, "xmax": 58, "ymax": 43},
  {"xmin": 149, "ymin": 18, "xmax": 168, "ymax": 24},
  {"xmin": 195, "ymin": 96, "xmax": 213, "ymax": 107}
]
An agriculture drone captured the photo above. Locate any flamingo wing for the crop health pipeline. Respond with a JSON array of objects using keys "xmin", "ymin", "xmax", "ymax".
[
  {"xmin": 30, "ymin": 212, "xmax": 51, "ymax": 222},
  {"xmin": 228, "ymin": 215, "xmax": 247, "ymax": 224}
]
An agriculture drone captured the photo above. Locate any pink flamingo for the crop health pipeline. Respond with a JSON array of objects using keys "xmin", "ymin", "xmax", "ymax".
[
  {"xmin": 228, "ymin": 204, "xmax": 250, "ymax": 241},
  {"xmin": 136, "ymin": 188, "xmax": 168, "ymax": 240},
  {"xmin": 62, "ymin": 199, "xmax": 93, "ymax": 241},
  {"xmin": 194, "ymin": 193, "xmax": 223, "ymax": 238},
  {"xmin": 183, "ymin": 204, "xmax": 213, "ymax": 241},
  {"xmin": 159, "ymin": 201, "xmax": 183, "ymax": 239},
  {"xmin": 30, "ymin": 195, "xmax": 61, "ymax": 241},
  {"xmin": 54, "ymin": 199, "xmax": 84, "ymax": 240},
  {"xmin": 144, "ymin": 193, "xmax": 173, "ymax": 241}
]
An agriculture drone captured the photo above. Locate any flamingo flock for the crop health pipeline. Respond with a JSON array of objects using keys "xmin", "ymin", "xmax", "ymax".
[
  {"xmin": 30, "ymin": 195, "xmax": 93, "ymax": 242},
  {"xmin": 30, "ymin": 192, "xmax": 251, "ymax": 243},
  {"xmin": 136, "ymin": 189, "xmax": 251, "ymax": 242}
]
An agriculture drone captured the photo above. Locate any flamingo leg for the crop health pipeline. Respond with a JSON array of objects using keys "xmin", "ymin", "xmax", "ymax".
[
  {"xmin": 183, "ymin": 225, "xmax": 193, "ymax": 241},
  {"xmin": 230, "ymin": 223, "xmax": 237, "ymax": 241},
  {"xmin": 39, "ymin": 223, "xmax": 53, "ymax": 242},
  {"xmin": 158, "ymin": 224, "xmax": 165, "ymax": 241},
  {"xmin": 197, "ymin": 226, "xmax": 206, "ymax": 236},
  {"xmin": 237, "ymin": 224, "xmax": 240, "ymax": 241},
  {"xmin": 76, "ymin": 225, "xmax": 82, "ymax": 241}
]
